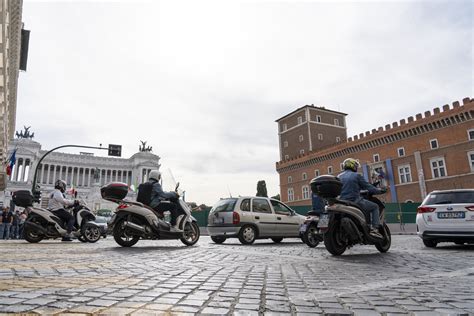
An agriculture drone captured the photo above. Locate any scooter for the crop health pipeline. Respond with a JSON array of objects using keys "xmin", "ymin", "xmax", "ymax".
[
  {"xmin": 299, "ymin": 210, "xmax": 324, "ymax": 248},
  {"xmin": 103, "ymin": 182, "xmax": 200, "ymax": 247},
  {"xmin": 12, "ymin": 190, "xmax": 101, "ymax": 243},
  {"xmin": 311, "ymin": 175, "xmax": 391, "ymax": 256}
]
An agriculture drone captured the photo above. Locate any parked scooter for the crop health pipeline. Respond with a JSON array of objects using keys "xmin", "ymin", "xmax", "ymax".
[
  {"xmin": 103, "ymin": 182, "xmax": 200, "ymax": 247},
  {"xmin": 12, "ymin": 190, "xmax": 101, "ymax": 243},
  {"xmin": 311, "ymin": 175, "xmax": 391, "ymax": 256},
  {"xmin": 299, "ymin": 210, "xmax": 324, "ymax": 248}
]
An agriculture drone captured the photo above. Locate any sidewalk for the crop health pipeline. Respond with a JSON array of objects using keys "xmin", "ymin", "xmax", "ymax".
[{"xmin": 388, "ymin": 223, "xmax": 417, "ymax": 235}]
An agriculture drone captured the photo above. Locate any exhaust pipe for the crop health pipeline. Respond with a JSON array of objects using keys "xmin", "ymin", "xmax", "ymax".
[
  {"xmin": 24, "ymin": 221, "xmax": 47, "ymax": 235},
  {"xmin": 124, "ymin": 221, "xmax": 147, "ymax": 234}
]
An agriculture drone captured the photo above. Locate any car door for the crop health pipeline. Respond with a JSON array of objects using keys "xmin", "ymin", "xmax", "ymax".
[
  {"xmin": 251, "ymin": 198, "xmax": 276, "ymax": 237},
  {"xmin": 271, "ymin": 200, "xmax": 302, "ymax": 237}
]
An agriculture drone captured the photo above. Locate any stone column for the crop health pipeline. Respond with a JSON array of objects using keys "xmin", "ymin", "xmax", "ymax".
[{"xmin": 82, "ymin": 168, "xmax": 86, "ymax": 187}]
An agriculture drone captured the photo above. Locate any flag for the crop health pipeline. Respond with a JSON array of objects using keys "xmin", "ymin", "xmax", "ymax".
[{"xmin": 6, "ymin": 149, "xmax": 17, "ymax": 176}]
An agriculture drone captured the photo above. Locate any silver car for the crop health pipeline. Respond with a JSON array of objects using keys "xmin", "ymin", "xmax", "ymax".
[{"xmin": 207, "ymin": 197, "xmax": 306, "ymax": 244}]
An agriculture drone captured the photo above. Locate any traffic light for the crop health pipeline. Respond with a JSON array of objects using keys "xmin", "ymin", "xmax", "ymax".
[{"xmin": 108, "ymin": 144, "xmax": 122, "ymax": 157}]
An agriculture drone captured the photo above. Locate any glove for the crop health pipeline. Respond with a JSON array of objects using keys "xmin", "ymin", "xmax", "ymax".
[{"xmin": 379, "ymin": 187, "xmax": 388, "ymax": 194}]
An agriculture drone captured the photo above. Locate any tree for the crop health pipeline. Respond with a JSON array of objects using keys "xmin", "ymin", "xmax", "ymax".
[
  {"xmin": 271, "ymin": 194, "xmax": 280, "ymax": 201},
  {"xmin": 256, "ymin": 180, "xmax": 268, "ymax": 197}
]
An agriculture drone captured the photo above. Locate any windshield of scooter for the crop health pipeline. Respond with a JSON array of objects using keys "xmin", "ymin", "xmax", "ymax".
[{"xmin": 161, "ymin": 169, "xmax": 185, "ymax": 197}]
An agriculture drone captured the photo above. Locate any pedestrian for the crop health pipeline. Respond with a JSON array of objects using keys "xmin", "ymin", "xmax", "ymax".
[
  {"xmin": 0, "ymin": 206, "xmax": 13, "ymax": 239},
  {"xmin": 10, "ymin": 209, "xmax": 20, "ymax": 239}
]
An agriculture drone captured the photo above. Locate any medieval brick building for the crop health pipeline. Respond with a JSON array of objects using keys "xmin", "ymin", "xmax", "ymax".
[{"xmin": 276, "ymin": 97, "xmax": 474, "ymax": 206}]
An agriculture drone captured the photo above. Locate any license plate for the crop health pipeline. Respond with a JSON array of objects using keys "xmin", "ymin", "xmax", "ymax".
[
  {"xmin": 437, "ymin": 212, "xmax": 465, "ymax": 219},
  {"xmin": 299, "ymin": 224, "xmax": 307, "ymax": 233},
  {"xmin": 318, "ymin": 214, "xmax": 329, "ymax": 228}
]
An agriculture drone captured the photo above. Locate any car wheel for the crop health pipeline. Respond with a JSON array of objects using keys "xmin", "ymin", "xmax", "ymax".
[
  {"xmin": 238, "ymin": 225, "xmax": 257, "ymax": 245},
  {"xmin": 423, "ymin": 239, "xmax": 437, "ymax": 248},
  {"xmin": 271, "ymin": 237, "xmax": 283, "ymax": 243},
  {"xmin": 211, "ymin": 236, "xmax": 226, "ymax": 244}
]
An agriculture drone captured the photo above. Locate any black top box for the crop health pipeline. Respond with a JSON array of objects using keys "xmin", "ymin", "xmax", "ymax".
[
  {"xmin": 101, "ymin": 182, "xmax": 129, "ymax": 200},
  {"xmin": 12, "ymin": 190, "xmax": 34, "ymax": 207},
  {"xmin": 310, "ymin": 175, "xmax": 342, "ymax": 199}
]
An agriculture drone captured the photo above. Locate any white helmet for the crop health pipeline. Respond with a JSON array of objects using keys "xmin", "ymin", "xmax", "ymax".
[
  {"xmin": 149, "ymin": 170, "xmax": 161, "ymax": 182},
  {"xmin": 55, "ymin": 179, "xmax": 67, "ymax": 192}
]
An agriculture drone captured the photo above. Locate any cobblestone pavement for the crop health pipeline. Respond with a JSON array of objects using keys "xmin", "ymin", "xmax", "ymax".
[{"xmin": 0, "ymin": 235, "xmax": 473, "ymax": 315}]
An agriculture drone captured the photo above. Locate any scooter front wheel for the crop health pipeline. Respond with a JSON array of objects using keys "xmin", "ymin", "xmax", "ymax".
[
  {"xmin": 180, "ymin": 222, "xmax": 200, "ymax": 246},
  {"xmin": 82, "ymin": 223, "xmax": 101, "ymax": 243}
]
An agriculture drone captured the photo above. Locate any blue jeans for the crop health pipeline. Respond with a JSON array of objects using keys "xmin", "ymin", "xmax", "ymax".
[
  {"xmin": 356, "ymin": 198, "xmax": 380, "ymax": 228},
  {"xmin": 0, "ymin": 223, "xmax": 12, "ymax": 239},
  {"xmin": 10, "ymin": 224, "xmax": 19, "ymax": 239}
]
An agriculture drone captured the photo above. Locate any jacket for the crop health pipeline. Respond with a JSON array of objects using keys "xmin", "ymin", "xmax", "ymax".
[
  {"xmin": 338, "ymin": 170, "xmax": 380, "ymax": 202},
  {"xmin": 48, "ymin": 189, "xmax": 74, "ymax": 211},
  {"xmin": 149, "ymin": 180, "xmax": 178, "ymax": 209}
]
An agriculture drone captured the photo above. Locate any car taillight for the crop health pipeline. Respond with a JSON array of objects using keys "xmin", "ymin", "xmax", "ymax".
[
  {"xmin": 417, "ymin": 206, "xmax": 436, "ymax": 213},
  {"xmin": 232, "ymin": 212, "xmax": 240, "ymax": 225},
  {"xmin": 465, "ymin": 206, "xmax": 474, "ymax": 211}
]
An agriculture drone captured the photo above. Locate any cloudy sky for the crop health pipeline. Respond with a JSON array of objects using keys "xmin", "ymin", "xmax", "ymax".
[{"xmin": 18, "ymin": 0, "xmax": 472, "ymax": 205}]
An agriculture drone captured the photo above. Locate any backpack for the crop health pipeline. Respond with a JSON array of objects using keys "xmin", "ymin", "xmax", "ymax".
[{"xmin": 136, "ymin": 181, "xmax": 153, "ymax": 206}]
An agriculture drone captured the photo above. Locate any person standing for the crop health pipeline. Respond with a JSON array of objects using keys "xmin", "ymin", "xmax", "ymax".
[
  {"xmin": 0, "ymin": 207, "xmax": 13, "ymax": 239},
  {"xmin": 10, "ymin": 210, "xmax": 20, "ymax": 239}
]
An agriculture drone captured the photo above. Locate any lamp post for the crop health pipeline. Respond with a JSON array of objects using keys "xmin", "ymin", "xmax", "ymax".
[{"xmin": 31, "ymin": 144, "xmax": 121, "ymax": 202}]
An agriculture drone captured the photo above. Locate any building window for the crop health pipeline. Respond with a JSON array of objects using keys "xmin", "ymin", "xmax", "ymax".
[
  {"xmin": 430, "ymin": 157, "xmax": 447, "ymax": 178},
  {"xmin": 300, "ymin": 149, "xmax": 305, "ymax": 155},
  {"xmin": 336, "ymin": 137, "xmax": 341, "ymax": 143},
  {"xmin": 302, "ymin": 172, "xmax": 307, "ymax": 180},
  {"xmin": 334, "ymin": 118, "xmax": 339, "ymax": 126},
  {"xmin": 315, "ymin": 169, "xmax": 320, "ymax": 177},
  {"xmin": 316, "ymin": 115, "xmax": 321, "ymax": 123},
  {"xmin": 284, "ymin": 155, "xmax": 289, "ymax": 160},
  {"xmin": 282, "ymin": 123, "xmax": 287, "ymax": 131},
  {"xmin": 430, "ymin": 138, "xmax": 438, "ymax": 149},
  {"xmin": 288, "ymin": 176, "xmax": 292, "ymax": 183},
  {"xmin": 373, "ymin": 154, "xmax": 380, "ymax": 162},
  {"xmin": 302, "ymin": 186, "xmax": 310, "ymax": 199},
  {"xmin": 340, "ymin": 163, "xmax": 344, "ymax": 171},
  {"xmin": 287, "ymin": 188, "xmax": 294, "ymax": 201},
  {"xmin": 299, "ymin": 135, "xmax": 304, "ymax": 142},
  {"xmin": 328, "ymin": 166, "xmax": 333, "ymax": 174},
  {"xmin": 318, "ymin": 133, "xmax": 323, "ymax": 140},
  {"xmin": 283, "ymin": 141, "xmax": 288, "ymax": 148},
  {"xmin": 468, "ymin": 129, "xmax": 474, "ymax": 141},
  {"xmin": 397, "ymin": 147, "xmax": 405, "ymax": 157},
  {"xmin": 468, "ymin": 151, "xmax": 474, "ymax": 172},
  {"xmin": 398, "ymin": 165, "xmax": 412, "ymax": 184},
  {"xmin": 298, "ymin": 116, "xmax": 303, "ymax": 124}
]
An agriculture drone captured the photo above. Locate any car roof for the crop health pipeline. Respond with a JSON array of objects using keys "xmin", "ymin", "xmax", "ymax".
[{"xmin": 429, "ymin": 189, "xmax": 474, "ymax": 194}]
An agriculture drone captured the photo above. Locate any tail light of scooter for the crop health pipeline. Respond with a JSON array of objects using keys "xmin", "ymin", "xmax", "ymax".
[
  {"xmin": 417, "ymin": 206, "xmax": 436, "ymax": 214},
  {"xmin": 117, "ymin": 204, "xmax": 128, "ymax": 210},
  {"xmin": 232, "ymin": 211, "xmax": 240, "ymax": 225}
]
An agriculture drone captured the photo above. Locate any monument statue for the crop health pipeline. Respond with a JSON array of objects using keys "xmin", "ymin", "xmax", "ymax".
[
  {"xmin": 15, "ymin": 126, "xmax": 35, "ymax": 139},
  {"xmin": 139, "ymin": 140, "xmax": 153, "ymax": 152}
]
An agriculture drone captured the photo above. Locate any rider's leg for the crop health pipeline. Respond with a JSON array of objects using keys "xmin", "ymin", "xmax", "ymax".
[{"xmin": 357, "ymin": 199, "xmax": 380, "ymax": 229}]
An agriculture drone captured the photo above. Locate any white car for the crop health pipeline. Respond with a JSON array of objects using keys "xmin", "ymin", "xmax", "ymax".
[
  {"xmin": 207, "ymin": 197, "xmax": 306, "ymax": 245},
  {"xmin": 416, "ymin": 189, "xmax": 474, "ymax": 247}
]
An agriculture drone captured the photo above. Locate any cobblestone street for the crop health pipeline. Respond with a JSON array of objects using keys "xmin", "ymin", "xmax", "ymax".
[{"xmin": 0, "ymin": 235, "xmax": 473, "ymax": 315}]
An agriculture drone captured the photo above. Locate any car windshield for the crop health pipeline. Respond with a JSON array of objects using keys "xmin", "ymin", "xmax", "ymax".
[
  {"xmin": 210, "ymin": 198, "xmax": 237, "ymax": 213},
  {"xmin": 424, "ymin": 191, "xmax": 474, "ymax": 205}
]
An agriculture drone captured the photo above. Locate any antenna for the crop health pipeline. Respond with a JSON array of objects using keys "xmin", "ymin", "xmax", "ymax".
[{"xmin": 227, "ymin": 185, "xmax": 233, "ymax": 198}]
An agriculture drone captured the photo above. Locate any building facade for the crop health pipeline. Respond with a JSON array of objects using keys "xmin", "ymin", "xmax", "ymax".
[
  {"xmin": 1, "ymin": 138, "xmax": 161, "ymax": 210},
  {"xmin": 0, "ymin": 0, "xmax": 24, "ymax": 190},
  {"xmin": 276, "ymin": 97, "xmax": 474, "ymax": 206}
]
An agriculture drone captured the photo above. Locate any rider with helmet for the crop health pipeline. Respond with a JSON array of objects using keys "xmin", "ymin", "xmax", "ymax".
[
  {"xmin": 48, "ymin": 179, "xmax": 76, "ymax": 241},
  {"xmin": 148, "ymin": 170, "xmax": 182, "ymax": 232},
  {"xmin": 338, "ymin": 158, "xmax": 385, "ymax": 238}
]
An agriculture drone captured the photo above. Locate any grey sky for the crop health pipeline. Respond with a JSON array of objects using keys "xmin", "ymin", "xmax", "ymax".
[{"xmin": 18, "ymin": 0, "xmax": 472, "ymax": 204}]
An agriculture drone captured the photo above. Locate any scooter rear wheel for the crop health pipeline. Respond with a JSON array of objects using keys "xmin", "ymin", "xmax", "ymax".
[
  {"xmin": 324, "ymin": 225, "xmax": 347, "ymax": 256},
  {"xmin": 23, "ymin": 217, "xmax": 44, "ymax": 243},
  {"xmin": 180, "ymin": 222, "xmax": 200, "ymax": 246},
  {"xmin": 113, "ymin": 219, "xmax": 140, "ymax": 247},
  {"xmin": 302, "ymin": 223, "xmax": 320, "ymax": 248}
]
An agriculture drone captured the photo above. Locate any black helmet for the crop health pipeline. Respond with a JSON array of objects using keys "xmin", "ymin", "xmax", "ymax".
[{"xmin": 55, "ymin": 179, "xmax": 67, "ymax": 192}]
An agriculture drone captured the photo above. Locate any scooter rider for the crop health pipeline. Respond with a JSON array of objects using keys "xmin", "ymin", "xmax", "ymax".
[
  {"xmin": 338, "ymin": 158, "xmax": 385, "ymax": 238},
  {"xmin": 148, "ymin": 170, "xmax": 182, "ymax": 232},
  {"xmin": 48, "ymin": 179, "xmax": 76, "ymax": 241}
]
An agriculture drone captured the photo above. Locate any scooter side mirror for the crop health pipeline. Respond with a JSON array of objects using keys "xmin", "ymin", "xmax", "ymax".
[{"xmin": 175, "ymin": 182, "xmax": 180, "ymax": 191}]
